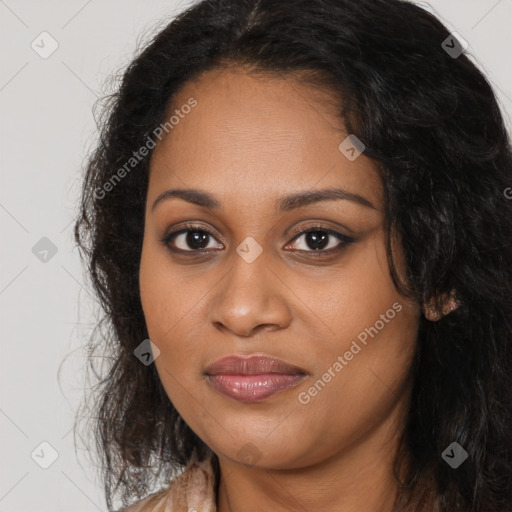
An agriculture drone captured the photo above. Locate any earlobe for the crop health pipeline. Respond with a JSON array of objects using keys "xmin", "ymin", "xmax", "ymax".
[{"xmin": 423, "ymin": 290, "xmax": 459, "ymax": 322}]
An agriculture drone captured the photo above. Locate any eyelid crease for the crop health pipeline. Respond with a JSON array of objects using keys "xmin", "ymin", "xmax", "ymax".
[{"xmin": 160, "ymin": 222, "xmax": 355, "ymax": 255}]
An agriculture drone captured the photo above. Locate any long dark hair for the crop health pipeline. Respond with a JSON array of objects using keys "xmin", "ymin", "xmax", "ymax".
[{"xmin": 73, "ymin": 0, "xmax": 512, "ymax": 510}]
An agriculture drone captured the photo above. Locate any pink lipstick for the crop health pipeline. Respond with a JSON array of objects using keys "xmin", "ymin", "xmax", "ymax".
[{"xmin": 205, "ymin": 355, "xmax": 307, "ymax": 402}]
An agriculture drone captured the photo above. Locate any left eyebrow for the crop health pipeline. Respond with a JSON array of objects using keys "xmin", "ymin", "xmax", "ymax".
[
  {"xmin": 151, "ymin": 187, "xmax": 378, "ymax": 213},
  {"xmin": 276, "ymin": 188, "xmax": 377, "ymax": 213}
]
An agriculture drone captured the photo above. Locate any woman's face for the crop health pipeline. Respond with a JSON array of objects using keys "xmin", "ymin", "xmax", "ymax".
[{"xmin": 139, "ymin": 67, "xmax": 421, "ymax": 470}]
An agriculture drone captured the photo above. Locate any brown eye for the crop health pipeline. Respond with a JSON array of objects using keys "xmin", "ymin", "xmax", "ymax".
[
  {"xmin": 161, "ymin": 225, "xmax": 223, "ymax": 253},
  {"xmin": 286, "ymin": 226, "xmax": 354, "ymax": 255},
  {"xmin": 161, "ymin": 224, "xmax": 354, "ymax": 257}
]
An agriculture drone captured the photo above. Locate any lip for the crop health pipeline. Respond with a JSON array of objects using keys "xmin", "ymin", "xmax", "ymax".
[
  {"xmin": 205, "ymin": 355, "xmax": 307, "ymax": 402},
  {"xmin": 205, "ymin": 354, "xmax": 307, "ymax": 376}
]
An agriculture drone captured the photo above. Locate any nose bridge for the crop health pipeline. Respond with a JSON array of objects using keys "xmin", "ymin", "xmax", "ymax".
[
  {"xmin": 210, "ymin": 242, "xmax": 291, "ymax": 336},
  {"xmin": 223, "ymin": 243, "xmax": 272, "ymax": 311}
]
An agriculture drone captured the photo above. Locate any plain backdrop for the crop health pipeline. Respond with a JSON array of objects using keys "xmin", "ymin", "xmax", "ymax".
[{"xmin": 1, "ymin": 1, "xmax": 511, "ymax": 511}]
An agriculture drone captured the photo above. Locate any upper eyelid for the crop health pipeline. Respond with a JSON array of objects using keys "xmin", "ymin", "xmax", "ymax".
[
  {"xmin": 164, "ymin": 223, "xmax": 352, "ymax": 250},
  {"xmin": 166, "ymin": 224, "xmax": 347, "ymax": 240}
]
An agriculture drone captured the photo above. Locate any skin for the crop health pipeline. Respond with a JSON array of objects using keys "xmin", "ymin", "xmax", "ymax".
[{"xmin": 139, "ymin": 66, "xmax": 422, "ymax": 512}]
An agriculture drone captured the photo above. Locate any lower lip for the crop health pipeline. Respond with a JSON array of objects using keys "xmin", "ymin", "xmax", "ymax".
[{"xmin": 207, "ymin": 373, "xmax": 305, "ymax": 402}]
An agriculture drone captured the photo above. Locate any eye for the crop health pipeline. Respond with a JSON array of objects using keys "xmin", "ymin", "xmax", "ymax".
[
  {"xmin": 285, "ymin": 225, "xmax": 354, "ymax": 255},
  {"xmin": 160, "ymin": 223, "xmax": 354, "ymax": 256},
  {"xmin": 161, "ymin": 223, "xmax": 222, "ymax": 253}
]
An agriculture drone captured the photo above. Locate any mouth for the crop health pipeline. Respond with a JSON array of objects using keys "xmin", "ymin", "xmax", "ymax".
[{"xmin": 204, "ymin": 354, "xmax": 307, "ymax": 402}]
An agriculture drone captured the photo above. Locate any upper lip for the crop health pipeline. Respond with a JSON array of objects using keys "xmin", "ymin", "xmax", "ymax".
[{"xmin": 205, "ymin": 355, "xmax": 307, "ymax": 376}]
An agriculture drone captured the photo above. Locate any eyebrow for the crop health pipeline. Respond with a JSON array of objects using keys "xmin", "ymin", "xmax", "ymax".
[{"xmin": 151, "ymin": 187, "xmax": 377, "ymax": 213}]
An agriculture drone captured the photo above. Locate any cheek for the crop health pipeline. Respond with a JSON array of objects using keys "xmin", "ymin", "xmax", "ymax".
[
  {"xmin": 139, "ymin": 241, "xmax": 197, "ymax": 376},
  {"xmin": 309, "ymin": 233, "xmax": 407, "ymax": 353},
  {"xmin": 291, "ymin": 300, "xmax": 419, "ymax": 463},
  {"xmin": 139, "ymin": 239, "xmax": 217, "ymax": 413},
  {"xmin": 140, "ymin": 236, "xmax": 196, "ymax": 340},
  {"xmin": 292, "ymin": 235, "xmax": 419, "ymax": 441},
  {"xmin": 139, "ymin": 266, "xmax": 205, "ymax": 426}
]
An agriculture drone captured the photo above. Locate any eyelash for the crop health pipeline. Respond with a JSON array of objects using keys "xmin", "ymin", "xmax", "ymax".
[{"xmin": 160, "ymin": 222, "xmax": 355, "ymax": 257}]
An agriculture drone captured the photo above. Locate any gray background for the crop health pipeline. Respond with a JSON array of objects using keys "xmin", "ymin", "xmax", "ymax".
[{"xmin": 1, "ymin": 1, "xmax": 511, "ymax": 511}]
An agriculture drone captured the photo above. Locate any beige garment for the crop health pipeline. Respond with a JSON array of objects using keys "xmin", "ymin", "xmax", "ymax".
[{"xmin": 121, "ymin": 453, "xmax": 217, "ymax": 512}]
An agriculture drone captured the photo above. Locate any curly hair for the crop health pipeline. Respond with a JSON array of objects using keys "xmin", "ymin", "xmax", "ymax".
[{"xmin": 73, "ymin": 0, "xmax": 512, "ymax": 510}]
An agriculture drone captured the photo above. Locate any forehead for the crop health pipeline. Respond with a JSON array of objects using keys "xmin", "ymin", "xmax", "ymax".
[{"xmin": 149, "ymin": 67, "xmax": 382, "ymax": 211}]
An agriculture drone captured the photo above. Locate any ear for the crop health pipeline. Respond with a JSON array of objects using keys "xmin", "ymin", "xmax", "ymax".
[{"xmin": 423, "ymin": 290, "xmax": 459, "ymax": 322}]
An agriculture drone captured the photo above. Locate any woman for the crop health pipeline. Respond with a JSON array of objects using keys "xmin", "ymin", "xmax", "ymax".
[{"xmin": 73, "ymin": 0, "xmax": 512, "ymax": 510}]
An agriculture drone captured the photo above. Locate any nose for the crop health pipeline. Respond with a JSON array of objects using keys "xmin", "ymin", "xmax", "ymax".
[{"xmin": 209, "ymin": 251, "xmax": 292, "ymax": 338}]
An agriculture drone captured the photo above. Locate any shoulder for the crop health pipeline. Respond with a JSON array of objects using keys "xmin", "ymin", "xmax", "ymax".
[
  {"xmin": 119, "ymin": 487, "xmax": 169, "ymax": 512},
  {"xmin": 119, "ymin": 453, "xmax": 217, "ymax": 512}
]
